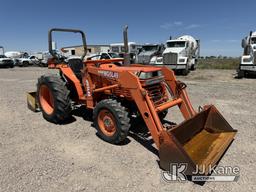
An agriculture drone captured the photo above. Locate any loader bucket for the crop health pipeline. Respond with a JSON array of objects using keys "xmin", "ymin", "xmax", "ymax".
[
  {"xmin": 27, "ymin": 92, "xmax": 40, "ymax": 112},
  {"xmin": 159, "ymin": 105, "xmax": 237, "ymax": 175}
]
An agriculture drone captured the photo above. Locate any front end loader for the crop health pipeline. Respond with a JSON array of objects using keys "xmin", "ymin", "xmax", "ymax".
[{"xmin": 27, "ymin": 27, "xmax": 237, "ymax": 176}]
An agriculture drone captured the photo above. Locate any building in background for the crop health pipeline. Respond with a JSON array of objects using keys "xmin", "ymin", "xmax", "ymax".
[{"xmin": 61, "ymin": 45, "xmax": 110, "ymax": 57}]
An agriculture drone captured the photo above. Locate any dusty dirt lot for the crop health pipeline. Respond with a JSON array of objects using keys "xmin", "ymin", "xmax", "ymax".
[{"xmin": 0, "ymin": 67, "xmax": 255, "ymax": 192}]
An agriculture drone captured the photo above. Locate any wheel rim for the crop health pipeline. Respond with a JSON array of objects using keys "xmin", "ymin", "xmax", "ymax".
[
  {"xmin": 98, "ymin": 109, "xmax": 117, "ymax": 137},
  {"xmin": 39, "ymin": 85, "xmax": 54, "ymax": 115}
]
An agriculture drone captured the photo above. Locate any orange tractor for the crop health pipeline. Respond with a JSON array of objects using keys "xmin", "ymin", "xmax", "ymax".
[{"xmin": 28, "ymin": 28, "xmax": 237, "ymax": 175}]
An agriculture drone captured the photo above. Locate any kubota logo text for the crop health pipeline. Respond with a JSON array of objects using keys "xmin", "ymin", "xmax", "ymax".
[{"xmin": 98, "ymin": 70, "xmax": 119, "ymax": 79}]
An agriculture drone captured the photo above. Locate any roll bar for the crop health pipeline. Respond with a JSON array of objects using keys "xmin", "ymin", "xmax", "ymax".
[{"xmin": 48, "ymin": 28, "xmax": 87, "ymax": 61}]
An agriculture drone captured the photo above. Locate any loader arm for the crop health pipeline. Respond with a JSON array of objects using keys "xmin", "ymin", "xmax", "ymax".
[
  {"xmin": 118, "ymin": 67, "xmax": 196, "ymax": 148},
  {"xmin": 119, "ymin": 71, "xmax": 163, "ymax": 147},
  {"xmin": 161, "ymin": 67, "xmax": 196, "ymax": 119},
  {"xmin": 119, "ymin": 67, "xmax": 237, "ymax": 175}
]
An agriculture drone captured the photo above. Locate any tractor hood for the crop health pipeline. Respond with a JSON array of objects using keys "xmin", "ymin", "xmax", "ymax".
[{"xmin": 99, "ymin": 63, "xmax": 162, "ymax": 73}]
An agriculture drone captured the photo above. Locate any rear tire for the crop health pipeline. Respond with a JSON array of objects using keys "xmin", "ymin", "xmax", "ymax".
[
  {"xmin": 93, "ymin": 99, "xmax": 130, "ymax": 144},
  {"xmin": 181, "ymin": 65, "xmax": 189, "ymax": 76},
  {"xmin": 235, "ymin": 69, "xmax": 244, "ymax": 79},
  {"xmin": 37, "ymin": 74, "xmax": 71, "ymax": 123}
]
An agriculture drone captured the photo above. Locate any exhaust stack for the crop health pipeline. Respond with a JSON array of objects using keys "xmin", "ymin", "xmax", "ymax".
[{"xmin": 123, "ymin": 25, "xmax": 130, "ymax": 65}]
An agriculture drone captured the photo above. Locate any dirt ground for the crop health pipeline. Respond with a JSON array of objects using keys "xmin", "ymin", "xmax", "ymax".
[{"xmin": 0, "ymin": 67, "xmax": 255, "ymax": 192}]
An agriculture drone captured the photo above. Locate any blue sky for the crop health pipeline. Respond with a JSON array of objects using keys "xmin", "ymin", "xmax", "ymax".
[{"xmin": 0, "ymin": 0, "xmax": 255, "ymax": 56}]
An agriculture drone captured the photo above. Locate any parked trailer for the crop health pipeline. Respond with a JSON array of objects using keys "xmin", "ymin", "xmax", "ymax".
[{"xmin": 110, "ymin": 42, "xmax": 138, "ymax": 63}]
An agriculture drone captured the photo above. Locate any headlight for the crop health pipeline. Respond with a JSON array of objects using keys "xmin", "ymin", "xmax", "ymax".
[
  {"xmin": 157, "ymin": 58, "xmax": 163, "ymax": 62},
  {"xmin": 179, "ymin": 58, "xmax": 185, "ymax": 63},
  {"xmin": 149, "ymin": 60, "xmax": 156, "ymax": 64},
  {"xmin": 139, "ymin": 71, "xmax": 163, "ymax": 79}
]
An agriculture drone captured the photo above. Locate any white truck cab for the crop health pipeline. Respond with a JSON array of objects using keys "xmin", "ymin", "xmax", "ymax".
[
  {"xmin": 150, "ymin": 35, "xmax": 200, "ymax": 76},
  {"xmin": 137, "ymin": 44, "xmax": 164, "ymax": 64},
  {"xmin": 237, "ymin": 31, "xmax": 256, "ymax": 78}
]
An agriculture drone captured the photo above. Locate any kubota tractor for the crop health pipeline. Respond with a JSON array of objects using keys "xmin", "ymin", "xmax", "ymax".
[{"xmin": 27, "ymin": 28, "xmax": 237, "ymax": 175}]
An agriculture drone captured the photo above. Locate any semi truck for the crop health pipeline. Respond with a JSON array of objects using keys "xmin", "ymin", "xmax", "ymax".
[
  {"xmin": 137, "ymin": 44, "xmax": 164, "ymax": 64},
  {"xmin": 236, "ymin": 31, "xmax": 256, "ymax": 78},
  {"xmin": 151, "ymin": 35, "xmax": 200, "ymax": 75}
]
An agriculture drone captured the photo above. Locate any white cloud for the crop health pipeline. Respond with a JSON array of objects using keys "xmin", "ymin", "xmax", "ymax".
[
  {"xmin": 160, "ymin": 23, "xmax": 173, "ymax": 29},
  {"xmin": 160, "ymin": 21, "xmax": 183, "ymax": 29},
  {"xmin": 174, "ymin": 21, "xmax": 183, "ymax": 26},
  {"xmin": 160, "ymin": 22, "xmax": 200, "ymax": 30},
  {"xmin": 211, "ymin": 40, "xmax": 221, "ymax": 43},
  {"xmin": 227, "ymin": 39, "xmax": 239, "ymax": 43},
  {"xmin": 210, "ymin": 39, "xmax": 239, "ymax": 43},
  {"xmin": 185, "ymin": 24, "xmax": 201, "ymax": 29}
]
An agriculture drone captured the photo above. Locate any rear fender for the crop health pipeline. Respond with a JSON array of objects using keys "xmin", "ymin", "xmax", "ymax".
[{"xmin": 59, "ymin": 67, "xmax": 84, "ymax": 100}]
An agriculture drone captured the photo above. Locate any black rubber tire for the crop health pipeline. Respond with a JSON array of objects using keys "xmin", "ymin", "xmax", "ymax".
[
  {"xmin": 181, "ymin": 69, "xmax": 189, "ymax": 76},
  {"xmin": 93, "ymin": 99, "xmax": 130, "ymax": 144},
  {"xmin": 235, "ymin": 70, "xmax": 244, "ymax": 79},
  {"xmin": 23, "ymin": 61, "xmax": 29, "ymax": 67},
  {"xmin": 191, "ymin": 64, "xmax": 196, "ymax": 71},
  {"xmin": 37, "ymin": 74, "xmax": 72, "ymax": 123},
  {"xmin": 181, "ymin": 64, "xmax": 189, "ymax": 76}
]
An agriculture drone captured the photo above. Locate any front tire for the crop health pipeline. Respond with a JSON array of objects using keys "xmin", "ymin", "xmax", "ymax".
[
  {"xmin": 37, "ymin": 74, "xmax": 72, "ymax": 123},
  {"xmin": 23, "ymin": 61, "xmax": 29, "ymax": 67},
  {"xmin": 93, "ymin": 99, "xmax": 130, "ymax": 144},
  {"xmin": 191, "ymin": 64, "xmax": 196, "ymax": 71},
  {"xmin": 235, "ymin": 69, "xmax": 244, "ymax": 79},
  {"xmin": 181, "ymin": 65, "xmax": 189, "ymax": 76}
]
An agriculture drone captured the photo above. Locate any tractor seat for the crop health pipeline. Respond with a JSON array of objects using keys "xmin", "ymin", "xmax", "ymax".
[{"xmin": 68, "ymin": 58, "xmax": 84, "ymax": 81}]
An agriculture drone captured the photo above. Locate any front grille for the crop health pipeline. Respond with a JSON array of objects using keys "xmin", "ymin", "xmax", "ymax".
[
  {"xmin": 144, "ymin": 83, "xmax": 168, "ymax": 106},
  {"xmin": 138, "ymin": 55, "xmax": 150, "ymax": 64},
  {"xmin": 163, "ymin": 52, "xmax": 178, "ymax": 64}
]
